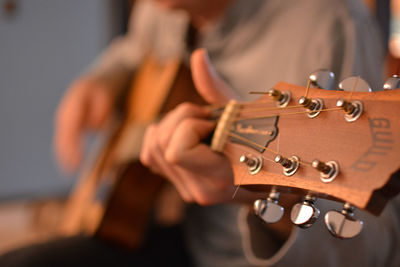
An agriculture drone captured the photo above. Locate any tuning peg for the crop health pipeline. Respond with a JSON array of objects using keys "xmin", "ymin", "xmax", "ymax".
[
  {"xmin": 254, "ymin": 189, "xmax": 284, "ymax": 224},
  {"xmin": 324, "ymin": 203, "xmax": 363, "ymax": 239},
  {"xmin": 298, "ymin": 96, "xmax": 324, "ymax": 118},
  {"xmin": 383, "ymin": 75, "xmax": 400, "ymax": 90},
  {"xmin": 249, "ymin": 89, "xmax": 291, "ymax": 107},
  {"xmin": 336, "ymin": 98, "xmax": 363, "ymax": 122},
  {"xmin": 312, "ymin": 159, "xmax": 339, "ymax": 183},
  {"xmin": 290, "ymin": 194, "xmax": 320, "ymax": 228},
  {"xmin": 240, "ymin": 154, "xmax": 262, "ymax": 175},
  {"xmin": 274, "ymin": 154, "xmax": 300, "ymax": 176},
  {"xmin": 338, "ymin": 76, "xmax": 371, "ymax": 92},
  {"xmin": 309, "ymin": 69, "xmax": 335, "ymax": 90},
  {"xmin": 268, "ymin": 89, "xmax": 291, "ymax": 107}
]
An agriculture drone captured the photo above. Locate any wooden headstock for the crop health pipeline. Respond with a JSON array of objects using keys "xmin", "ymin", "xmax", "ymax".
[{"xmin": 212, "ymin": 82, "xmax": 400, "ymax": 216}]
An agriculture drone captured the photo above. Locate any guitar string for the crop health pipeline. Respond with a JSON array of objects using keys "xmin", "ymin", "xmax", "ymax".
[
  {"xmin": 230, "ymin": 145, "xmax": 276, "ymax": 200},
  {"xmin": 248, "ymin": 91, "xmax": 273, "ymax": 95},
  {"xmin": 304, "ymin": 79, "xmax": 312, "ymax": 98},
  {"xmin": 229, "ymin": 131, "xmax": 314, "ymax": 200},
  {"xmin": 231, "ymin": 175, "xmax": 245, "ymax": 200},
  {"xmin": 223, "ymin": 86, "xmax": 357, "ymax": 198},
  {"xmin": 348, "ymin": 76, "xmax": 359, "ymax": 100},
  {"xmin": 239, "ymin": 105, "xmax": 303, "ymax": 113},
  {"xmin": 233, "ymin": 107, "xmax": 342, "ymax": 121},
  {"xmin": 277, "ymin": 131, "xmax": 280, "ymax": 154},
  {"xmin": 227, "ymin": 131, "xmax": 313, "ymax": 167},
  {"xmin": 214, "ymin": 87, "xmax": 352, "ymax": 115}
]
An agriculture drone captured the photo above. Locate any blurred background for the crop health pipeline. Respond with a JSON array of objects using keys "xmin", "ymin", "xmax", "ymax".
[{"xmin": 0, "ymin": 0, "xmax": 129, "ymax": 252}]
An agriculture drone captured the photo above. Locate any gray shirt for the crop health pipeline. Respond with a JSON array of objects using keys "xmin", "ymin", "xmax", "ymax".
[{"xmin": 86, "ymin": 0, "xmax": 400, "ymax": 266}]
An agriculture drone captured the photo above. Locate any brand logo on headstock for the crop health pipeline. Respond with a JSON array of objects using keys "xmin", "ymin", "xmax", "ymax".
[
  {"xmin": 351, "ymin": 118, "xmax": 394, "ymax": 172},
  {"xmin": 235, "ymin": 123, "xmax": 275, "ymax": 136},
  {"xmin": 230, "ymin": 117, "xmax": 278, "ymax": 153}
]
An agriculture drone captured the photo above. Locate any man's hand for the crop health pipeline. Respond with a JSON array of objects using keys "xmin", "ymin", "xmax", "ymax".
[
  {"xmin": 140, "ymin": 49, "xmax": 263, "ymax": 205},
  {"xmin": 54, "ymin": 77, "xmax": 114, "ymax": 172}
]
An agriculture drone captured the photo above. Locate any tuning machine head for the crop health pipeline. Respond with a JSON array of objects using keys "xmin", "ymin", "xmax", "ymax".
[
  {"xmin": 290, "ymin": 194, "xmax": 320, "ymax": 228},
  {"xmin": 339, "ymin": 76, "xmax": 371, "ymax": 92},
  {"xmin": 240, "ymin": 155, "xmax": 263, "ymax": 175},
  {"xmin": 254, "ymin": 190, "xmax": 284, "ymax": 224},
  {"xmin": 309, "ymin": 69, "xmax": 335, "ymax": 90},
  {"xmin": 274, "ymin": 154, "xmax": 300, "ymax": 176},
  {"xmin": 336, "ymin": 98, "xmax": 363, "ymax": 122},
  {"xmin": 249, "ymin": 89, "xmax": 291, "ymax": 107},
  {"xmin": 267, "ymin": 89, "xmax": 291, "ymax": 107},
  {"xmin": 298, "ymin": 96, "xmax": 324, "ymax": 118},
  {"xmin": 312, "ymin": 159, "xmax": 339, "ymax": 183},
  {"xmin": 324, "ymin": 203, "xmax": 363, "ymax": 239},
  {"xmin": 383, "ymin": 75, "xmax": 400, "ymax": 90}
]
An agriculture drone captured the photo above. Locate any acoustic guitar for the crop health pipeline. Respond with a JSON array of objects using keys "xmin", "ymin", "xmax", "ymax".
[
  {"xmin": 211, "ymin": 80, "xmax": 400, "ymax": 239},
  {"xmin": 59, "ymin": 55, "xmax": 204, "ymax": 250}
]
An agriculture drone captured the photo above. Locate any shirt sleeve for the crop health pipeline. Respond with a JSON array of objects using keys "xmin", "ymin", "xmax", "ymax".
[{"xmin": 82, "ymin": 0, "xmax": 157, "ymax": 92}]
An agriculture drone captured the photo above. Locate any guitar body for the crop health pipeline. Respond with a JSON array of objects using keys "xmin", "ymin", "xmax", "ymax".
[
  {"xmin": 59, "ymin": 55, "xmax": 204, "ymax": 249},
  {"xmin": 93, "ymin": 162, "xmax": 164, "ymax": 249}
]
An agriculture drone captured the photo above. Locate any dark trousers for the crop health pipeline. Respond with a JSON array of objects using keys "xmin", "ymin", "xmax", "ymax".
[{"xmin": 0, "ymin": 225, "xmax": 191, "ymax": 267}]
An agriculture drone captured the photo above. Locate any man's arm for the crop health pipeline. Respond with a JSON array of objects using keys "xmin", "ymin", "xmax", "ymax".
[{"xmin": 54, "ymin": 1, "xmax": 155, "ymax": 172}]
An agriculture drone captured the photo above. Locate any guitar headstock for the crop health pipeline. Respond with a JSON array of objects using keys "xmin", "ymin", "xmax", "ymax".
[{"xmin": 211, "ymin": 81, "xmax": 400, "ymax": 237}]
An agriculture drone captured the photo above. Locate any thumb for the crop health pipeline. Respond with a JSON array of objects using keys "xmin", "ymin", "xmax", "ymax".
[{"xmin": 190, "ymin": 48, "xmax": 238, "ymax": 104}]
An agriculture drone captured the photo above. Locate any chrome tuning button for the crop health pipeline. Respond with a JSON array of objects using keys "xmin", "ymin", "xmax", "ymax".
[
  {"xmin": 339, "ymin": 76, "xmax": 371, "ymax": 92},
  {"xmin": 336, "ymin": 98, "xmax": 363, "ymax": 122},
  {"xmin": 254, "ymin": 189, "xmax": 284, "ymax": 224},
  {"xmin": 312, "ymin": 159, "xmax": 339, "ymax": 183},
  {"xmin": 298, "ymin": 96, "xmax": 324, "ymax": 118},
  {"xmin": 267, "ymin": 88, "xmax": 291, "ymax": 107},
  {"xmin": 274, "ymin": 154, "xmax": 299, "ymax": 176},
  {"xmin": 240, "ymin": 155, "xmax": 262, "ymax": 175},
  {"xmin": 324, "ymin": 203, "xmax": 363, "ymax": 239},
  {"xmin": 290, "ymin": 194, "xmax": 320, "ymax": 228},
  {"xmin": 383, "ymin": 75, "xmax": 400, "ymax": 90},
  {"xmin": 309, "ymin": 69, "xmax": 335, "ymax": 90}
]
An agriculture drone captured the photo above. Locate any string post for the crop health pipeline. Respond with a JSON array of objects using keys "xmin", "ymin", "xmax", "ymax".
[
  {"xmin": 312, "ymin": 159, "xmax": 340, "ymax": 183},
  {"xmin": 299, "ymin": 96, "xmax": 313, "ymax": 109},
  {"xmin": 240, "ymin": 155, "xmax": 263, "ymax": 175},
  {"xmin": 268, "ymin": 89, "xmax": 283, "ymax": 101},
  {"xmin": 274, "ymin": 154, "xmax": 292, "ymax": 168},
  {"xmin": 312, "ymin": 160, "xmax": 331, "ymax": 174},
  {"xmin": 298, "ymin": 96, "xmax": 324, "ymax": 118},
  {"xmin": 268, "ymin": 88, "xmax": 291, "ymax": 107},
  {"xmin": 336, "ymin": 98, "xmax": 363, "ymax": 122},
  {"xmin": 274, "ymin": 154, "xmax": 300, "ymax": 176},
  {"xmin": 336, "ymin": 98, "xmax": 355, "ymax": 114}
]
